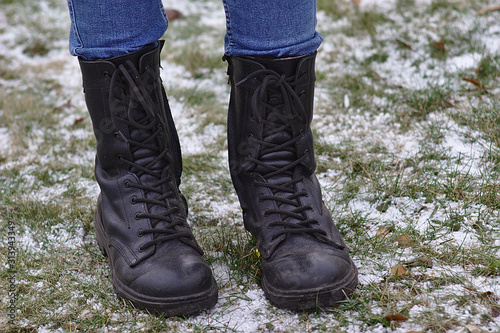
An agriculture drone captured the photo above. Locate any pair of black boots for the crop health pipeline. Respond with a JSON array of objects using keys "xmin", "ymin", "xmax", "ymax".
[{"xmin": 79, "ymin": 41, "xmax": 357, "ymax": 316}]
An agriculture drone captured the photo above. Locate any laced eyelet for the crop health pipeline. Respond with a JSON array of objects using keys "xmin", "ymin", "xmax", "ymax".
[
  {"xmin": 138, "ymin": 245, "xmax": 145, "ymax": 252},
  {"xmin": 263, "ymin": 210, "xmax": 269, "ymax": 216},
  {"xmin": 124, "ymin": 180, "xmax": 130, "ymax": 188},
  {"xmin": 130, "ymin": 196, "xmax": 137, "ymax": 204},
  {"xmin": 137, "ymin": 229, "xmax": 143, "ymax": 237},
  {"xmin": 135, "ymin": 213, "xmax": 141, "ymax": 220}
]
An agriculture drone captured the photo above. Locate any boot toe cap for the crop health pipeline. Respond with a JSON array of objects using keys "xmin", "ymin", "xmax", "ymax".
[
  {"xmin": 113, "ymin": 251, "xmax": 215, "ymax": 299},
  {"xmin": 262, "ymin": 249, "xmax": 353, "ymax": 292}
]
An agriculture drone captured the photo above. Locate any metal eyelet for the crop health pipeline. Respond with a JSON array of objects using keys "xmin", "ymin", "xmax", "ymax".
[
  {"xmin": 137, "ymin": 229, "xmax": 143, "ymax": 237},
  {"xmin": 124, "ymin": 180, "xmax": 130, "ymax": 188},
  {"xmin": 130, "ymin": 196, "xmax": 137, "ymax": 204},
  {"xmin": 135, "ymin": 213, "xmax": 141, "ymax": 220}
]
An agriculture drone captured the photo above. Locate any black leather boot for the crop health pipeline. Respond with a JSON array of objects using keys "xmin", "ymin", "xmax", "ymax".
[
  {"xmin": 225, "ymin": 53, "xmax": 358, "ymax": 310},
  {"xmin": 79, "ymin": 41, "xmax": 218, "ymax": 316}
]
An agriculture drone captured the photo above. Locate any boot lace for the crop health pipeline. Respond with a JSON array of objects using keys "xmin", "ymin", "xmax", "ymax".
[
  {"xmin": 110, "ymin": 61, "xmax": 202, "ymax": 254},
  {"xmin": 237, "ymin": 69, "xmax": 343, "ymax": 249}
]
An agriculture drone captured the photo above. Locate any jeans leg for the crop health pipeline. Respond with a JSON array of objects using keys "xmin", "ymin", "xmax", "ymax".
[
  {"xmin": 222, "ymin": 0, "xmax": 323, "ymax": 57},
  {"xmin": 67, "ymin": 0, "xmax": 168, "ymax": 60}
]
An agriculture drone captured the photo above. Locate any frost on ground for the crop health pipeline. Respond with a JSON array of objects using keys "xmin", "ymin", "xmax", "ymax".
[{"xmin": 0, "ymin": 0, "xmax": 499, "ymax": 332}]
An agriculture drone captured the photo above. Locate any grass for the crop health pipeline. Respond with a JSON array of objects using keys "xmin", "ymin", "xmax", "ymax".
[{"xmin": 0, "ymin": 0, "xmax": 499, "ymax": 332}]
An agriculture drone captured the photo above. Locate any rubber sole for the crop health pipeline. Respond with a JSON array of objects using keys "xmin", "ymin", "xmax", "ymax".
[
  {"xmin": 261, "ymin": 261, "xmax": 358, "ymax": 310},
  {"xmin": 94, "ymin": 208, "xmax": 218, "ymax": 317}
]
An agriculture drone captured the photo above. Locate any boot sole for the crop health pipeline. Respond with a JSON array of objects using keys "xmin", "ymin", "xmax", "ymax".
[
  {"xmin": 261, "ymin": 261, "xmax": 358, "ymax": 310},
  {"xmin": 94, "ymin": 207, "xmax": 218, "ymax": 317}
]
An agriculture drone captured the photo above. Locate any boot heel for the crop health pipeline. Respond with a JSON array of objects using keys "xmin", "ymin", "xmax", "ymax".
[{"xmin": 93, "ymin": 209, "xmax": 108, "ymax": 257}]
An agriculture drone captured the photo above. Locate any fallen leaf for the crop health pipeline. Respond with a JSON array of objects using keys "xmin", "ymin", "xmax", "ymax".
[
  {"xmin": 478, "ymin": 4, "xmax": 500, "ymax": 15},
  {"xmin": 73, "ymin": 117, "xmax": 84, "ymax": 125},
  {"xmin": 465, "ymin": 323, "xmax": 487, "ymax": 333},
  {"xmin": 432, "ymin": 41, "xmax": 446, "ymax": 52},
  {"xmin": 396, "ymin": 235, "xmax": 414, "ymax": 247},
  {"xmin": 391, "ymin": 263, "xmax": 407, "ymax": 276},
  {"xmin": 317, "ymin": 165, "xmax": 327, "ymax": 173},
  {"xmin": 396, "ymin": 39, "xmax": 413, "ymax": 50},
  {"xmin": 405, "ymin": 256, "xmax": 433, "ymax": 268},
  {"xmin": 165, "ymin": 9, "xmax": 182, "ymax": 21},
  {"xmin": 462, "ymin": 77, "xmax": 488, "ymax": 92},
  {"xmin": 376, "ymin": 225, "xmax": 394, "ymax": 237},
  {"xmin": 384, "ymin": 313, "xmax": 408, "ymax": 321},
  {"xmin": 464, "ymin": 286, "xmax": 494, "ymax": 297}
]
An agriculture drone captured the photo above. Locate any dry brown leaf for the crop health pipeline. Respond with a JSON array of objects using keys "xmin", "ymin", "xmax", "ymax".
[
  {"xmin": 432, "ymin": 41, "xmax": 446, "ymax": 52},
  {"xmin": 391, "ymin": 263, "xmax": 407, "ymax": 276},
  {"xmin": 165, "ymin": 9, "xmax": 183, "ymax": 21},
  {"xmin": 396, "ymin": 39, "xmax": 413, "ymax": 50},
  {"xmin": 384, "ymin": 313, "xmax": 408, "ymax": 321},
  {"xmin": 478, "ymin": 4, "xmax": 500, "ymax": 15},
  {"xmin": 396, "ymin": 235, "xmax": 414, "ymax": 247},
  {"xmin": 73, "ymin": 117, "xmax": 84, "ymax": 125},
  {"xmin": 465, "ymin": 324, "xmax": 487, "ymax": 333},
  {"xmin": 464, "ymin": 286, "xmax": 494, "ymax": 297},
  {"xmin": 462, "ymin": 77, "xmax": 487, "ymax": 91},
  {"xmin": 405, "ymin": 256, "xmax": 433, "ymax": 268},
  {"xmin": 376, "ymin": 226, "xmax": 394, "ymax": 237}
]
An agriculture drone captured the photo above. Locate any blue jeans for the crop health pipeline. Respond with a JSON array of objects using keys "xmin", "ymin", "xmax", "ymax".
[{"xmin": 67, "ymin": 0, "xmax": 322, "ymax": 59}]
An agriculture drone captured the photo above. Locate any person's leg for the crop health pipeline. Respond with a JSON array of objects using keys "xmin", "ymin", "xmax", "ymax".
[
  {"xmin": 222, "ymin": 0, "xmax": 323, "ymax": 57},
  {"xmin": 223, "ymin": 0, "xmax": 358, "ymax": 310},
  {"xmin": 67, "ymin": 0, "xmax": 167, "ymax": 59},
  {"xmin": 67, "ymin": 0, "xmax": 218, "ymax": 315}
]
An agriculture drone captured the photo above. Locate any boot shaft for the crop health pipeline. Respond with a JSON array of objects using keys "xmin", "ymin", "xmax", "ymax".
[
  {"xmin": 225, "ymin": 53, "xmax": 318, "ymax": 182},
  {"xmin": 78, "ymin": 41, "xmax": 182, "ymax": 183},
  {"xmin": 224, "ymin": 53, "xmax": 350, "ymax": 259}
]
